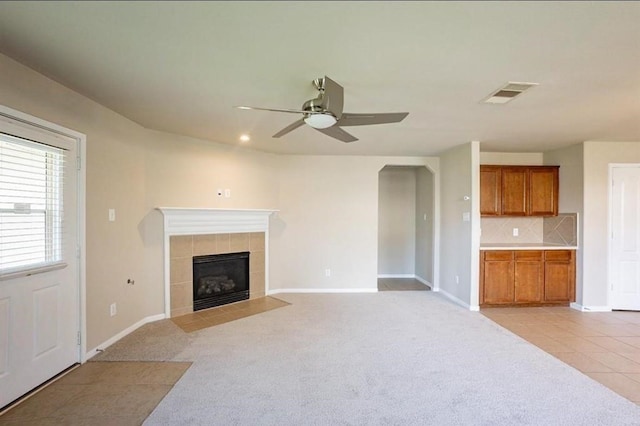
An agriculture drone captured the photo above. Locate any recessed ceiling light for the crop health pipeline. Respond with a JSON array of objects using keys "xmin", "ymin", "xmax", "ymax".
[
  {"xmin": 483, "ymin": 81, "xmax": 538, "ymax": 104},
  {"xmin": 239, "ymin": 134, "xmax": 250, "ymax": 142}
]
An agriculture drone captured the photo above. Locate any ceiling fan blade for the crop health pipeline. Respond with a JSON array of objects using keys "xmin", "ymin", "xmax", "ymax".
[
  {"xmin": 273, "ymin": 118, "xmax": 306, "ymax": 138},
  {"xmin": 321, "ymin": 76, "xmax": 344, "ymax": 119},
  {"xmin": 338, "ymin": 112, "xmax": 409, "ymax": 127},
  {"xmin": 236, "ymin": 105, "xmax": 328, "ymax": 115},
  {"xmin": 236, "ymin": 105, "xmax": 306, "ymax": 114},
  {"xmin": 314, "ymin": 125, "xmax": 358, "ymax": 143}
]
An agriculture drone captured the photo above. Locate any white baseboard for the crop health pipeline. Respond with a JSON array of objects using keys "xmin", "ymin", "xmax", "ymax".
[
  {"xmin": 85, "ymin": 313, "xmax": 166, "ymax": 360},
  {"xmin": 433, "ymin": 288, "xmax": 479, "ymax": 311},
  {"xmin": 414, "ymin": 275, "xmax": 433, "ymax": 288},
  {"xmin": 570, "ymin": 303, "xmax": 612, "ymax": 312},
  {"xmin": 268, "ymin": 288, "xmax": 378, "ymax": 295}
]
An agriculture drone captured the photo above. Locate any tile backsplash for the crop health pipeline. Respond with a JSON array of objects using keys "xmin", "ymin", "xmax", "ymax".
[
  {"xmin": 543, "ymin": 213, "xmax": 578, "ymax": 246},
  {"xmin": 481, "ymin": 217, "xmax": 543, "ymax": 244},
  {"xmin": 481, "ymin": 213, "xmax": 578, "ymax": 246}
]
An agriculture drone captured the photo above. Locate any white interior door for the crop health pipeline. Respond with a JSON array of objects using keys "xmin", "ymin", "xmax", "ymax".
[
  {"xmin": 610, "ymin": 165, "xmax": 640, "ymax": 310},
  {"xmin": 0, "ymin": 117, "xmax": 80, "ymax": 408}
]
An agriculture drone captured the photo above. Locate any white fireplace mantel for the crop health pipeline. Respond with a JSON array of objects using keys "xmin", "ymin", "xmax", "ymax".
[
  {"xmin": 157, "ymin": 207, "xmax": 278, "ymax": 236},
  {"xmin": 157, "ymin": 207, "xmax": 278, "ymax": 317}
]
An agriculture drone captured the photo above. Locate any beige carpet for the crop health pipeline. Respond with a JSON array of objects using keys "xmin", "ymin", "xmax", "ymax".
[
  {"xmin": 6, "ymin": 292, "xmax": 640, "ymax": 425},
  {"xmin": 146, "ymin": 292, "xmax": 640, "ymax": 425}
]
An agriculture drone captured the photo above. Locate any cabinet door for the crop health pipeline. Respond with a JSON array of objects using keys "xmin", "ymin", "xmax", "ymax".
[
  {"xmin": 501, "ymin": 167, "xmax": 528, "ymax": 216},
  {"xmin": 480, "ymin": 166, "xmax": 502, "ymax": 216},
  {"xmin": 514, "ymin": 251, "xmax": 543, "ymax": 303},
  {"xmin": 482, "ymin": 251, "xmax": 514, "ymax": 304},
  {"xmin": 529, "ymin": 167, "xmax": 559, "ymax": 216},
  {"xmin": 544, "ymin": 250, "xmax": 575, "ymax": 302}
]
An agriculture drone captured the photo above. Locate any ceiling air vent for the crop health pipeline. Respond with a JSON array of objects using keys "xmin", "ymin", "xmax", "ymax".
[{"xmin": 483, "ymin": 82, "xmax": 538, "ymax": 104}]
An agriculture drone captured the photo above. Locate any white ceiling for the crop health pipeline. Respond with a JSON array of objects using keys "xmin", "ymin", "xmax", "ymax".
[{"xmin": 0, "ymin": 1, "xmax": 639, "ymax": 156}]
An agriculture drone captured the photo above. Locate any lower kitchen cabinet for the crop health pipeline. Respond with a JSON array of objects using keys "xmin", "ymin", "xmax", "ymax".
[
  {"xmin": 480, "ymin": 249, "xmax": 575, "ymax": 307},
  {"xmin": 481, "ymin": 251, "xmax": 514, "ymax": 304},
  {"xmin": 543, "ymin": 250, "xmax": 576, "ymax": 302},
  {"xmin": 514, "ymin": 251, "xmax": 544, "ymax": 303}
]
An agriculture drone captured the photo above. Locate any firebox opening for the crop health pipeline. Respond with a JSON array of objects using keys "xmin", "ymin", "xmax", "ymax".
[{"xmin": 193, "ymin": 251, "xmax": 249, "ymax": 311}]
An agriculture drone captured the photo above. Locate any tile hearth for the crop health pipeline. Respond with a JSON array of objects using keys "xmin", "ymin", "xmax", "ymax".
[{"xmin": 171, "ymin": 296, "xmax": 290, "ymax": 333}]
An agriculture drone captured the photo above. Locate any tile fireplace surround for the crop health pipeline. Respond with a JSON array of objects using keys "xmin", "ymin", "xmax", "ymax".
[{"xmin": 157, "ymin": 208, "xmax": 277, "ymax": 318}]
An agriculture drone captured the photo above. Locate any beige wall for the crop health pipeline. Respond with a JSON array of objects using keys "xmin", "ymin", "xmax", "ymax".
[
  {"xmin": 439, "ymin": 142, "xmax": 480, "ymax": 307},
  {"xmin": 415, "ymin": 166, "xmax": 434, "ymax": 283},
  {"xmin": 270, "ymin": 156, "xmax": 438, "ymax": 292},
  {"xmin": 480, "ymin": 152, "xmax": 544, "ymax": 165},
  {"xmin": 378, "ymin": 167, "xmax": 417, "ymax": 275},
  {"xmin": 583, "ymin": 141, "xmax": 640, "ymax": 308}
]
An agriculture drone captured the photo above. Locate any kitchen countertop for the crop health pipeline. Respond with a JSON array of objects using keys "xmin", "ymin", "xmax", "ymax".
[{"xmin": 480, "ymin": 243, "xmax": 578, "ymax": 250}]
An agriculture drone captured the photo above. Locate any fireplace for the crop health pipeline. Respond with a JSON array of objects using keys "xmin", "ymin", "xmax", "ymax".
[
  {"xmin": 193, "ymin": 251, "xmax": 250, "ymax": 311},
  {"xmin": 158, "ymin": 208, "xmax": 276, "ymax": 317}
]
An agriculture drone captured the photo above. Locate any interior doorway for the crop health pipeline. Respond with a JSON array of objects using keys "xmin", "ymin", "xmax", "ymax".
[{"xmin": 377, "ymin": 165, "xmax": 434, "ymax": 291}]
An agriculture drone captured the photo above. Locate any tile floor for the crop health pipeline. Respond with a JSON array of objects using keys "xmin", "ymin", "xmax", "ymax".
[
  {"xmin": 0, "ymin": 361, "xmax": 191, "ymax": 425},
  {"xmin": 171, "ymin": 296, "xmax": 290, "ymax": 333},
  {"xmin": 482, "ymin": 306, "xmax": 640, "ymax": 405},
  {"xmin": 378, "ymin": 277, "xmax": 431, "ymax": 291}
]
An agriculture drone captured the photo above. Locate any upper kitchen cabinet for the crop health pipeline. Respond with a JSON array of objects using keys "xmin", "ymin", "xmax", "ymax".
[
  {"xmin": 480, "ymin": 165, "xmax": 559, "ymax": 217},
  {"xmin": 529, "ymin": 167, "xmax": 559, "ymax": 216},
  {"xmin": 480, "ymin": 166, "xmax": 502, "ymax": 216},
  {"xmin": 501, "ymin": 167, "xmax": 529, "ymax": 216}
]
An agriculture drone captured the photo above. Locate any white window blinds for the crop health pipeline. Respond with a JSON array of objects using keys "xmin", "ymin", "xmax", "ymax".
[{"xmin": 0, "ymin": 132, "xmax": 66, "ymax": 274}]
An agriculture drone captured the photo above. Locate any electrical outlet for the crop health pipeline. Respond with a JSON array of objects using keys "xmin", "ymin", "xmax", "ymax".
[
  {"xmin": 110, "ymin": 303, "xmax": 117, "ymax": 317},
  {"xmin": 455, "ymin": 275, "xmax": 459, "ymax": 284},
  {"xmin": 325, "ymin": 268, "xmax": 331, "ymax": 277},
  {"xmin": 108, "ymin": 209, "xmax": 116, "ymax": 222},
  {"xmin": 224, "ymin": 189, "xmax": 231, "ymax": 198},
  {"xmin": 513, "ymin": 228, "xmax": 519, "ymax": 237}
]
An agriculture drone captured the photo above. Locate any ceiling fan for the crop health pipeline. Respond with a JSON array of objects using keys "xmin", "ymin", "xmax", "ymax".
[{"xmin": 236, "ymin": 76, "xmax": 409, "ymax": 143}]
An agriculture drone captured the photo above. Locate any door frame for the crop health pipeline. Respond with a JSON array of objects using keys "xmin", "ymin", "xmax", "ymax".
[
  {"xmin": 608, "ymin": 163, "xmax": 640, "ymax": 310},
  {"xmin": 0, "ymin": 104, "xmax": 87, "ymax": 362}
]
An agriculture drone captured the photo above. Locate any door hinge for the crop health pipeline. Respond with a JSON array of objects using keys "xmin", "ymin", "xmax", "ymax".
[{"xmin": 77, "ymin": 331, "xmax": 81, "ymax": 346}]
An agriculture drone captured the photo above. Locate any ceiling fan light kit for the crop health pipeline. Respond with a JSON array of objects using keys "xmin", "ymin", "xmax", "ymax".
[
  {"xmin": 304, "ymin": 113, "xmax": 337, "ymax": 129},
  {"xmin": 237, "ymin": 76, "xmax": 409, "ymax": 143}
]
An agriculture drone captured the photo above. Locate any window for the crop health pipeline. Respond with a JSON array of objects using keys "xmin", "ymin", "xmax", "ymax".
[{"xmin": 0, "ymin": 132, "xmax": 66, "ymax": 275}]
